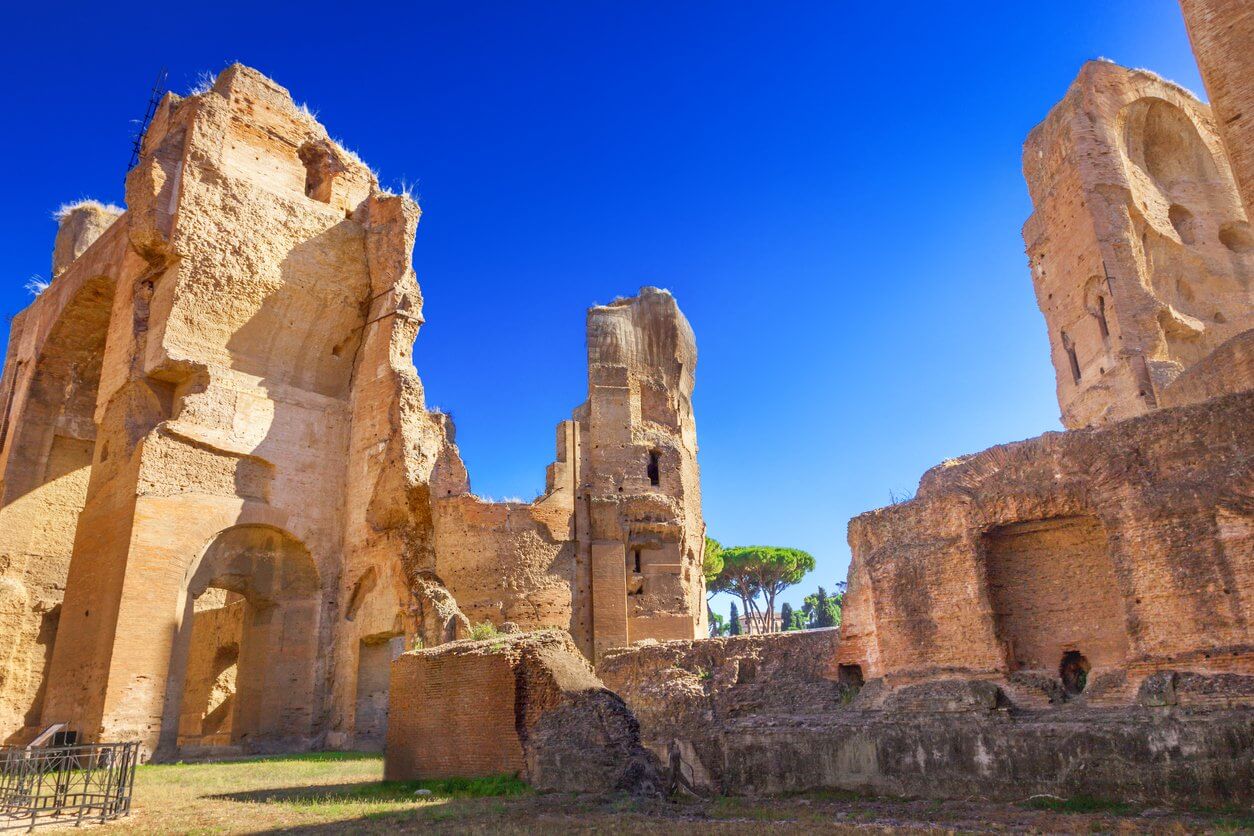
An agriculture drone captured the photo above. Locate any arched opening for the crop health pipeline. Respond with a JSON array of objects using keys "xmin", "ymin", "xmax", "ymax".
[
  {"xmin": 164, "ymin": 525, "xmax": 321, "ymax": 757},
  {"xmin": 353, "ymin": 633, "xmax": 404, "ymax": 751},
  {"xmin": 837, "ymin": 663, "xmax": 865, "ymax": 689},
  {"xmin": 298, "ymin": 140, "xmax": 346, "ymax": 205},
  {"xmin": 1059, "ymin": 650, "xmax": 1090, "ymax": 696},
  {"xmin": 0, "ymin": 276, "xmax": 113, "ymax": 502}
]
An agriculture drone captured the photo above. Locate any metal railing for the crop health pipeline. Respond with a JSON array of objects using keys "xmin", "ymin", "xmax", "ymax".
[{"xmin": 0, "ymin": 742, "xmax": 138, "ymax": 831}]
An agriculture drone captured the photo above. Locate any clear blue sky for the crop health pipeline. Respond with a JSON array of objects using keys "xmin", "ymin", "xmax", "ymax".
[{"xmin": 2, "ymin": 2, "xmax": 1206, "ymax": 615}]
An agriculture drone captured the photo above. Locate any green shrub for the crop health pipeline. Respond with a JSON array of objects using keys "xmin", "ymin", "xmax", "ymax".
[{"xmin": 470, "ymin": 621, "xmax": 499, "ymax": 641}]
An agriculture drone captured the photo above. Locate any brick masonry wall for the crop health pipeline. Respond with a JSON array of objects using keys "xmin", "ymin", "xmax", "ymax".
[
  {"xmin": 385, "ymin": 649, "xmax": 524, "ymax": 781},
  {"xmin": 1181, "ymin": 0, "xmax": 1254, "ymax": 218}
]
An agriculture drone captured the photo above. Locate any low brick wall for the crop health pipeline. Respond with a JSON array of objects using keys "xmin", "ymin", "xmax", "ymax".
[
  {"xmin": 385, "ymin": 643, "xmax": 524, "ymax": 781},
  {"xmin": 385, "ymin": 631, "xmax": 661, "ymax": 793},
  {"xmin": 599, "ymin": 632, "xmax": 1254, "ymax": 806}
]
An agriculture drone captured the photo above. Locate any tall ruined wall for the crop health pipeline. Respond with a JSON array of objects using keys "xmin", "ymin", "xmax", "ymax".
[
  {"xmin": 836, "ymin": 390, "xmax": 1252, "ymax": 693},
  {"xmin": 1022, "ymin": 61, "xmax": 1253, "ymax": 429},
  {"xmin": 0, "ymin": 65, "xmax": 707, "ymax": 756},
  {"xmin": 1181, "ymin": 0, "xmax": 1254, "ymax": 219},
  {"xmin": 16, "ymin": 64, "xmax": 453, "ymax": 757}
]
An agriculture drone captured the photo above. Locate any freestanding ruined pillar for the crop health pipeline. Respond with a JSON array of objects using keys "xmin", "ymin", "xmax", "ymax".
[{"xmin": 1180, "ymin": 0, "xmax": 1254, "ymax": 219}]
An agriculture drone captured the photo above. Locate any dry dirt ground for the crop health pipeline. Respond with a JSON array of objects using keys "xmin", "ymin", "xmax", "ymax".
[{"xmin": 80, "ymin": 753, "xmax": 1253, "ymax": 833}]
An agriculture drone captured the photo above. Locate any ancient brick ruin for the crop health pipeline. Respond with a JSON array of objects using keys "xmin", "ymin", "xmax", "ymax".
[
  {"xmin": 0, "ymin": 0, "xmax": 1249, "ymax": 808},
  {"xmin": 0, "ymin": 64, "xmax": 704, "ymax": 758}
]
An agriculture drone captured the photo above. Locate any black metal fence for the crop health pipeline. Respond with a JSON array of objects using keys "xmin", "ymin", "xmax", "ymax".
[{"xmin": 0, "ymin": 743, "xmax": 138, "ymax": 831}]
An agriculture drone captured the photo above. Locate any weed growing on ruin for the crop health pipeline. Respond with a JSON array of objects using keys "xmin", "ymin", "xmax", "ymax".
[
  {"xmin": 24, "ymin": 276, "xmax": 49, "ymax": 296},
  {"xmin": 187, "ymin": 70, "xmax": 216, "ymax": 96},
  {"xmin": 52, "ymin": 199, "xmax": 124, "ymax": 220},
  {"xmin": 470, "ymin": 621, "xmax": 500, "ymax": 640}
]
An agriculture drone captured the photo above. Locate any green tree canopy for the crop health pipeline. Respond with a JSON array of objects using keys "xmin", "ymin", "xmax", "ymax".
[
  {"xmin": 716, "ymin": 546, "xmax": 815, "ymax": 633},
  {"xmin": 802, "ymin": 582, "xmax": 846, "ymax": 629},
  {"xmin": 702, "ymin": 536, "xmax": 724, "ymax": 585}
]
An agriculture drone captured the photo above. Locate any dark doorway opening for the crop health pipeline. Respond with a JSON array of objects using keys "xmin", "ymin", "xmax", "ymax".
[{"xmin": 1059, "ymin": 650, "xmax": 1090, "ymax": 696}]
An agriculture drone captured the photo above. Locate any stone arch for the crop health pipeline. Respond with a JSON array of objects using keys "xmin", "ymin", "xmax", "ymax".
[
  {"xmin": 160, "ymin": 524, "xmax": 322, "ymax": 756},
  {"xmin": 1, "ymin": 274, "xmax": 113, "ymax": 503}
]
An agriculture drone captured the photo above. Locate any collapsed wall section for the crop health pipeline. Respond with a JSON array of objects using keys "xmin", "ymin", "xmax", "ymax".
[{"xmin": 386, "ymin": 631, "xmax": 661, "ymax": 794}]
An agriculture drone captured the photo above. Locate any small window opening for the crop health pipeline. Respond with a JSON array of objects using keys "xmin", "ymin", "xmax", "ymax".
[
  {"xmin": 1059, "ymin": 650, "xmax": 1090, "ymax": 696},
  {"xmin": 298, "ymin": 140, "xmax": 347, "ymax": 204},
  {"xmin": 51, "ymin": 730, "xmax": 79, "ymax": 747},
  {"xmin": 737, "ymin": 659, "xmax": 757, "ymax": 685},
  {"xmin": 1061, "ymin": 331, "xmax": 1081, "ymax": 385},
  {"xmin": 647, "ymin": 450, "xmax": 661, "ymax": 486},
  {"xmin": 837, "ymin": 663, "xmax": 865, "ymax": 689},
  {"xmin": 1095, "ymin": 296, "xmax": 1110, "ymax": 339},
  {"xmin": 632, "ymin": 548, "xmax": 642, "ymax": 574}
]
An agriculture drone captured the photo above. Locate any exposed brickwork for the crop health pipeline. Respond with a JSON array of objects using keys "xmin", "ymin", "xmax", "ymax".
[
  {"xmin": 387, "ymin": 631, "xmax": 661, "ymax": 793},
  {"xmin": 1181, "ymin": 0, "xmax": 1254, "ymax": 218},
  {"xmin": 386, "ymin": 649, "xmax": 523, "ymax": 780}
]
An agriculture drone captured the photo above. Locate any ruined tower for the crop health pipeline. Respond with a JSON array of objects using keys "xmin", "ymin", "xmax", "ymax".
[
  {"xmin": 426, "ymin": 289, "xmax": 707, "ymax": 662},
  {"xmin": 568, "ymin": 290, "xmax": 706, "ymax": 659},
  {"xmin": 1022, "ymin": 61, "xmax": 1254, "ymax": 429}
]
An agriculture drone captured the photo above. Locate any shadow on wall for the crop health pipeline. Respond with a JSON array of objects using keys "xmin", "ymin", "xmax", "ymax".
[
  {"xmin": 149, "ymin": 212, "xmax": 377, "ymax": 757},
  {"xmin": 0, "ymin": 275, "xmax": 114, "ymax": 744}
]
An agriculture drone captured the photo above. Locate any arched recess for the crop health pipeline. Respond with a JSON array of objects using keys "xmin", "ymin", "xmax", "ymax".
[
  {"xmin": 0, "ymin": 275, "xmax": 113, "ymax": 742},
  {"xmin": 1120, "ymin": 97, "xmax": 1253, "ymax": 367},
  {"xmin": 160, "ymin": 524, "xmax": 321, "ymax": 757},
  {"xmin": 0, "ymin": 275, "xmax": 114, "ymax": 501}
]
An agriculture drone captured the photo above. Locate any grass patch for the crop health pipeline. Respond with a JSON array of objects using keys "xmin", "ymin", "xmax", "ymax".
[
  {"xmin": 1020, "ymin": 794, "xmax": 1135, "ymax": 815},
  {"xmin": 706, "ymin": 796, "xmax": 796, "ymax": 822}
]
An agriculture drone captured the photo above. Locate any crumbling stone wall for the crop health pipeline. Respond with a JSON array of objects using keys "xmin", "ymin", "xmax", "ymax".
[
  {"xmin": 1022, "ymin": 61, "xmax": 1253, "ymax": 429},
  {"xmin": 386, "ymin": 631, "xmax": 660, "ymax": 794},
  {"xmin": 0, "ymin": 207, "xmax": 125, "ymax": 744},
  {"xmin": 600, "ymin": 632, "xmax": 1253, "ymax": 805}
]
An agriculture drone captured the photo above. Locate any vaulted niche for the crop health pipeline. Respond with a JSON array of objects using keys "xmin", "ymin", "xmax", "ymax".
[{"xmin": 982, "ymin": 516, "xmax": 1128, "ymax": 690}]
